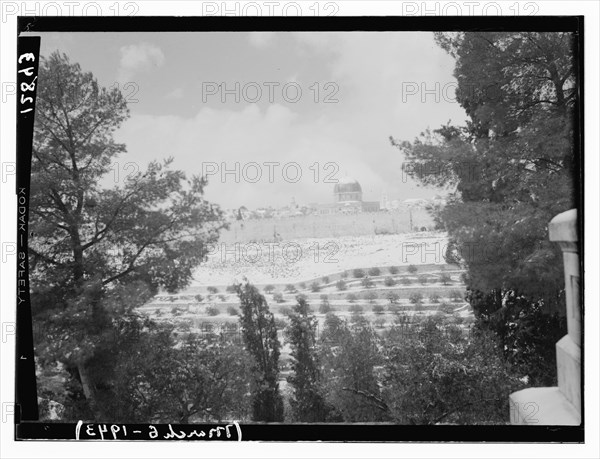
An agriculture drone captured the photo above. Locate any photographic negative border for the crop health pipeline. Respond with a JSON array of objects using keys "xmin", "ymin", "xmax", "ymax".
[
  {"xmin": 15, "ymin": 14, "xmax": 584, "ymax": 442},
  {"xmin": 16, "ymin": 34, "xmax": 41, "ymax": 426}
]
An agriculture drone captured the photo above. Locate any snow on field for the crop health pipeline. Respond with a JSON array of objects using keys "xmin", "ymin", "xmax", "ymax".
[
  {"xmin": 189, "ymin": 231, "xmax": 451, "ymax": 287},
  {"xmin": 140, "ymin": 230, "xmax": 474, "ymax": 349}
]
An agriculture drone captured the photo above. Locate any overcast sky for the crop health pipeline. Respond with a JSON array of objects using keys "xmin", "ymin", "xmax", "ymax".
[{"xmin": 36, "ymin": 31, "xmax": 468, "ymax": 209}]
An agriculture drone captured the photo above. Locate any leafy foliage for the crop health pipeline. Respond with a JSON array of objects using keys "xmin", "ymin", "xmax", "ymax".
[
  {"xmin": 352, "ymin": 268, "xmax": 366, "ymax": 278},
  {"xmin": 361, "ymin": 277, "xmax": 375, "ymax": 288},
  {"xmin": 440, "ymin": 274, "xmax": 452, "ymax": 285},
  {"xmin": 409, "ymin": 292, "xmax": 424, "ymax": 304},
  {"xmin": 386, "ymin": 292, "xmax": 400, "ymax": 304},
  {"xmin": 335, "ymin": 279, "xmax": 347, "ymax": 291},
  {"xmin": 450, "ymin": 290, "xmax": 464, "ymax": 303},
  {"xmin": 319, "ymin": 295, "xmax": 332, "ymax": 314},
  {"xmin": 346, "ymin": 293, "xmax": 358, "ymax": 303},
  {"xmin": 374, "ymin": 318, "xmax": 386, "ymax": 329},
  {"xmin": 382, "ymin": 316, "xmax": 524, "ymax": 424},
  {"xmin": 372, "ymin": 304, "xmax": 385, "ymax": 314},
  {"xmin": 349, "ymin": 304, "xmax": 364, "ymax": 314},
  {"xmin": 384, "ymin": 276, "xmax": 396, "ymax": 287},
  {"xmin": 206, "ymin": 305, "xmax": 219, "ymax": 316},
  {"xmin": 429, "ymin": 293, "xmax": 441, "ymax": 303},
  {"xmin": 368, "ymin": 267, "xmax": 381, "ymax": 276},
  {"xmin": 113, "ymin": 324, "xmax": 253, "ymax": 423},
  {"xmin": 363, "ymin": 291, "xmax": 378, "ymax": 303},
  {"xmin": 318, "ymin": 319, "xmax": 388, "ymax": 422},
  {"xmin": 467, "ymin": 289, "xmax": 566, "ymax": 386},
  {"xmin": 319, "ymin": 303, "xmax": 332, "ymax": 315}
]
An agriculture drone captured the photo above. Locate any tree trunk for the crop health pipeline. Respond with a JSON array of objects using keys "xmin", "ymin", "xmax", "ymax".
[
  {"xmin": 72, "ymin": 237, "xmax": 84, "ymax": 285},
  {"xmin": 179, "ymin": 410, "xmax": 190, "ymax": 423},
  {"xmin": 78, "ymin": 363, "xmax": 97, "ymax": 414}
]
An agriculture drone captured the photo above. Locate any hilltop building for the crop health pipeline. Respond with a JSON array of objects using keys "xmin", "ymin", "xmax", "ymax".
[{"xmin": 312, "ymin": 177, "xmax": 380, "ymax": 215}]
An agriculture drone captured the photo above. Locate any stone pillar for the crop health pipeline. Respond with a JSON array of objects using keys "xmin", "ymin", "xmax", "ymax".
[
  {"xmin": 509, "ymin": 209, "xmax": 580, "ymax": 425},
  {"xmin": 550, "ymin": 209, "xmax": 581, "ymax": 417}
]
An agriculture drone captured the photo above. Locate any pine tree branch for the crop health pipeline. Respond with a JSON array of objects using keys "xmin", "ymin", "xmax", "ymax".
[
  {"xmin": 341, "ymin": 387, "xmax": 389, "ymax": 412},
  {"xmin": 429, "ymin": 397, "xmax": 501, "ymax": 425}
]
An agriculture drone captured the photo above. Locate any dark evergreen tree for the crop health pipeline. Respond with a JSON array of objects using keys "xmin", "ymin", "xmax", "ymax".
[
  {"xmin": 284, "ymin": 297, "xmax": 331, "ymax": 422},
  {"xmin": 391, "ymin": 32, "xmax": 577, "ymax": 385},
  {"xmin": 236, "ymin": 282, "xmax": 284, "ymax": 422},
  {"xmin": 30, "ymin": 52, "xmax": 227, "ymax": 417}
]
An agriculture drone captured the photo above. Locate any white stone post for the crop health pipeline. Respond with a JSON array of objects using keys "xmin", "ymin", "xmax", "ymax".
[{"xmin": 509, "ymin": 209, "xmax": 580, "ymax": 425}]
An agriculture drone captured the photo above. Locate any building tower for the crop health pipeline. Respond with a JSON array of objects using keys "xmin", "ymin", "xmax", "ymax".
[{"xmin": 333, "ymin": 177, "xmax": 363, "ymax": 203}]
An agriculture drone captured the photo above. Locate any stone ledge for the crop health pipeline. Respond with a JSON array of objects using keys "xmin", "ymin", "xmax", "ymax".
[
  {"xmin": 549, "ymin": 209, "xmax": 578, "ymax": 243},
  {"xmin": 509, "ymin": 387, "xmax": 580, "ymax": 425},
  {"xmin": 556, "ymin": 335, "xmax": 581, "ymax": 413}
]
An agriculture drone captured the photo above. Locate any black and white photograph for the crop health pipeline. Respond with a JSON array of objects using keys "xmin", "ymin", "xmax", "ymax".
[{"xmin": 1, "ymin": 2, "xmax": 597, "ymax": 455}]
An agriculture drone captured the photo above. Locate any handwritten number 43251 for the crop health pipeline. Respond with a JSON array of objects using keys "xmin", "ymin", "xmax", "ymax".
[{"xmin": 18, "ymin": 53, "xmax": 38, "ymax": 114}]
